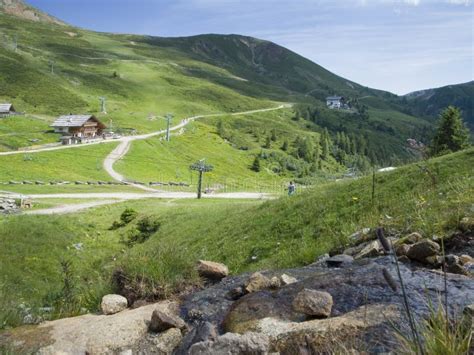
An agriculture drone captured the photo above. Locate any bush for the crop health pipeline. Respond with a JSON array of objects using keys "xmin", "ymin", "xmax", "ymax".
[
  {"xmin": 110, "ymin": 208, "xmax": 138, "ymax": 230},
  {"xmin": 125, "ymin": 216, "xmax": 161, "ymax": 246}
]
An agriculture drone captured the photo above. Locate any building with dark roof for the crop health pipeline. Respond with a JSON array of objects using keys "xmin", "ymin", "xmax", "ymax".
[
  {"xmin": 326, "ymin": 96, "xmax": 344, "ymax": 109},
  {"xmin": 51, "ymin": 115, "xmax": 106, "ymax": 144},
  {"xmin": 0, "ymin": 103, "xmax": 16, "ymax": 118}
]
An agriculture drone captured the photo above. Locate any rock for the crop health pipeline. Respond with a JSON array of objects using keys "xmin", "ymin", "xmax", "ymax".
[
  {"xmin": 149, "ymin": 308, "xmax": 186, "ymax": 333},
  {"xmin": 406, "ymin": 239, "xmax": 440, "ymax": 262},
  {"xmin": 101, "ymin": 294, "xmax": 128, "ymax": 315},
  {"xmin": 227, "ymin": 286, "xmax": 245, "ymax": 300},
  {"xmin": 197, "ymin": 260, "xmax": 229, "ymax": 280},
  {"xmin": 395, "ymin": 244, "xmax": 411, "ymax": 257},
  {"xmin": 460, "ymin": 217, "xmax": 474, "ymax": 232},
  {"xmin": 0, "ymin": 302, "xmax": 175, "ymax": 354},
  {"xmin": 354, "ymin": 240, "xmax": 382, "ymax": 259},
  {"xmin": 444, "ymin": 254, "xmax": 459, "ymax": 265},
  {"xmin": 445, "ymin": 263, "xmax": 469, "ymax": 276},
  {"xmin": 343, "ymin": 243, "xmax": 366, "ymax": 257},
  {"xmin": 270, "ymin": 276, "xmax": 281, "ymax": 289},
  {"xmin": 189, "ymin": 332, "xmax": 270, "ymax": 355},
  {"xmin": 292, "ymin": 289, "xmax": 333, "ymax": 318},
  {"xmin": 245, "ymin": 272, "xmax": 271, "ymax": 293},
  {"xmin": 348, "ymin": 228, "xmax": 372, "ymax": 245},
  {"xmin": 326, "ymin": 254, "xmax": 353, "ymax": 267},
  {"xmin": 398, "ymin": 255, "xmax": 411, "ymax": 263},
  {"xmin": 464, "ymin": 262, "xmax": 474, "ymax": 274},
  {"xmin": 314, "ymin": 253, "xmax": 330, "ymax": 265},
  {"xmin": 425, "ymin": 255, "xmax": 443, "ymax": 267},
  {"xmin": 151, "ymin": 328, "xmax": 183, "ymax": 355},
  {"xmin": 459, "ymin": 254, "xmax": 474, "ymax": 265},
  {"xmin": 406, "ymin": 232, "xmax": 423, "ymax": 244},
  {"xmin": 280, "ymin": 273, "xmax": 298, "ymax": 285},
  {"xmin": 175, "ymin": 321, "xmax": 218, "ymax": 355}
]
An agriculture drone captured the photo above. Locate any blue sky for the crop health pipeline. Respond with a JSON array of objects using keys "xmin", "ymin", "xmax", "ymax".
[{"xmin": 28, "ymin": 0, "xmax": 473, "ymax": 94}]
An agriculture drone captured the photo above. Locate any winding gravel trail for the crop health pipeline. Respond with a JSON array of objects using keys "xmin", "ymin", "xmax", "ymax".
[{"xmin": 102, "ymin": 104, "xmax": 291, "ymax": 190}]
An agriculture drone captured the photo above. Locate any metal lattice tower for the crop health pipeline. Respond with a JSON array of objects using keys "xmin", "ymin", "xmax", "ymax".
[
  {"xmin": 190, "ymin": 159, "xmax": 214, "ymax": 199},
  {"xmin": 99, "ymin": 97, "xmax": 107, "ymax": 114}
]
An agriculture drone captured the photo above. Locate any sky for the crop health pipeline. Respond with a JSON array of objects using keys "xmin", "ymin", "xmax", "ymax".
[{"xmin": 27, "ymin": 0, "xmax": 474, "ymax": 95}]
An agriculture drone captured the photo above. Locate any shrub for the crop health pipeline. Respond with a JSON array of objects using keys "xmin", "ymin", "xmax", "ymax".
[{"xmin": 125, "ymin": 216, "xmax": 161, "ymax": 246}]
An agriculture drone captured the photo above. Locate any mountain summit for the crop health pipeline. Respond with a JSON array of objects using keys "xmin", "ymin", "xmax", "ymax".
[{"xmin": 0, "ymin": 0, "xmax": 65, "ymax": 25}]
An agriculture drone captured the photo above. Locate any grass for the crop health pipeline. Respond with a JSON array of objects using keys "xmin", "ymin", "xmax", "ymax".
[
  {"xmin": 0, "ymin": 143, "xmax": 117, "ymax": 182},
  {"xmin": 0, "ymin": 148, "xmax": 472, "ymax": 329}
]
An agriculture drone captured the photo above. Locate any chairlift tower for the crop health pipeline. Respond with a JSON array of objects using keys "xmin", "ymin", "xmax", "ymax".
[
  {"xmin": 165, "ymin": 113, "xmax": 173, "ymax": 142},
  {"xmin": 190, "ymin": 159, "xmax": 214, "ymax": 199},
  {"xmin": 99, "ymin": 97, "xmax": 107, "ymax": 114},
  {"xmin": 49, "ymin": 60, "xmax": 55, "ymax": 74}
]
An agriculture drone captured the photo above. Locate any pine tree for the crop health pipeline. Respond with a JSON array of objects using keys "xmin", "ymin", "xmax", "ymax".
[
  {"xmin": 281, "ymin": 140, "xmax": 288, "ymax": 151},
  {"xmin": 251, "ymin": 155, "xmax": 261, "ymax": 172},
  {"xmin": 270, "ymin": 129, "xmax": 277, "ymax": 142},
  {"xmin": 264, "ymin": 135, "xmax": 272, "ymax": 149},
  {"xmin": 430, "ymin": 106, "xmax": 470, "ymax": 156}
]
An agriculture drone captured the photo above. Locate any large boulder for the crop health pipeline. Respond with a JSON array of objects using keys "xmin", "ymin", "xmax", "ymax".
[
  {"xmin": 189, "ymin": 332, "xmax": 270, "ymax": 355},
  {"xmin": 101, "ymin": 294, "xmax": 128, "ymax": 315},
  {"xmin": 149, "ymin": 308, "xmax": 186, "ymax": 333},
  {"xmin": 150, "ymin": 328, "xmax": 183, "ymax": 355},
  {"xmin": 197, "ymin": 260, "xmax": 229, "ymax": 280},
  {"xmin": 292, "ymin": 289, "xmax": 333, "ymax": 318},
  {"xmin": 406, "ymin": 239, "xmax": 440, "ymax": 262},
  {"xmin": 0, "ymin": 302, "xmax": 176, "ymax": 354}
]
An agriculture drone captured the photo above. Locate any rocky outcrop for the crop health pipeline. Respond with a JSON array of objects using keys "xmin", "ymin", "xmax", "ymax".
[
  {"xmin": 149, "ymin": 308, "xmax": 186, "ymax": 332},
  {"xmin": 100, "ymin": 294, "xmax": 128, "ymax": 315}
]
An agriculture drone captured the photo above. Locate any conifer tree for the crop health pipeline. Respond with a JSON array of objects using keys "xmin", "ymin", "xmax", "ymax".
[
  {"xmin": 281, "ymin": 140, "xmax": 289, "ymax": 151},
  {"xmin": 251, "ymin": 155, "xmax": 261, "ymax": 172},
  {"xmin": 430, "ymin": 106, "xmax": 470, "ymax": 156}
]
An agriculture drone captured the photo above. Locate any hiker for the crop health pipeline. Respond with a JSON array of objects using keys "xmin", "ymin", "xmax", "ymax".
[{"xmin": 288, "ymin": 181, "xmax": 296, "ymax": 196}]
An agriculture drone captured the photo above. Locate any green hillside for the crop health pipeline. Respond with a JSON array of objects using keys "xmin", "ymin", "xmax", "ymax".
[
  {"xmin": 1, "ymin": 148, "xmax": 472, "ymax": 327},
  {"xmin": 0, "ymin": 2, "xmax": 438, "ymax": 173},
  {"xmin": 403, "ymin": 81, "xmax": 474, "ymax": 130}
]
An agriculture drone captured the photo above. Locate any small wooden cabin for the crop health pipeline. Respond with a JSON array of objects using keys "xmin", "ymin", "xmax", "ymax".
[
  {"xmin": 51, "ymin": 115, "xmax": 106, "ymax": 144},
  {"xmin": 0, "ymin": 103, "xmax": 16, "ymax": 118}
]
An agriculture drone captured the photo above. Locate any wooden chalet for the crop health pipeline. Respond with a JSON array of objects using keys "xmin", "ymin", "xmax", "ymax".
[
  {"xmin": 51, "ymin": 115, "xmax": 106, "ymax": 145},
  {"xmin": 0, "ymin": 103, "xmax": 17, "ymax": 118}
]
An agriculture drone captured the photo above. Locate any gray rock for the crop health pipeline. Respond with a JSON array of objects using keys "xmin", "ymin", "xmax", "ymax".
[
  {"xmin": 395, "ymin": 244, "xmax": 411, "ymax": 257},
  {"xmin": 292, "ymin": 289, "xmax": 333, "ymax": 318},
  {"xmin": 227, "ymin": 286, "xmax": 245, "ymax": 300},
  {"xmin": 189, "ymin": 332, "xmax": 270, "ymax": 355},
  {"xmin": 149, "ymin": 308, "xmax": 186, "ymax": 332},
  {"xmin": 101, "ymin": 294, "xmax": 128, "ymax": 315},
  {"xmin": 197, "ymin": 260, "xmax": 229, "ymax": 280},
  {"xmin": 326, "ymin": 254, "xmax": 354, "ymax": 267},
  {"xmin": 406, "ymin": 239, "xmax": 440, "ymax": 262},
  {"xmin": 175, "ymin": 321, "xmax": 218, "ymax": 355},
  {"xmin": 151, "ymin": 328, "xmax": 183, "ymax": 354},
  {"xmin": 270, "ymin": 276, "xmax": 281, "ymax": 289},
  {"xmin": 406, "ymin": 232, "xmax": 423, "ymax": 244}
]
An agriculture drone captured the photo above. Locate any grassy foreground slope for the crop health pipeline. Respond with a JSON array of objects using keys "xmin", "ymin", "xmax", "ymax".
[{"xmin": 1, "ymin": 148, "xmax": 472, "ymax": 327}]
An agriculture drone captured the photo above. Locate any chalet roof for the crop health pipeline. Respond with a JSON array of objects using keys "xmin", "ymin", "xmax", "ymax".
[
  {"xmin": 51, "ymin": 115, "xmax": 104, "ymax": 128},
  {"xmin": 0, "ymin": 103, "xmax": 14, "ymax": 113},
  {"xmin": 326, "ymin": 96, "xmax": 343, "ymax": 101}
]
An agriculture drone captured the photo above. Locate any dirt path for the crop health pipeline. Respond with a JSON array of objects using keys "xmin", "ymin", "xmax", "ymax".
[
  {"xmin": 6, "ymin": 191, "xmax": 273, "ymax": 215},
  {"xmin": 103, "ymin": 104, "xmax": 291, "ymax": 190}
]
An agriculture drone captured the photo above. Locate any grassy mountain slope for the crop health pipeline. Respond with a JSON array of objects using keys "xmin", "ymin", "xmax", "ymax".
[
  {"xmin": 404, "ymin": 81, "xmax": 474, "ymax": 130},
  {"xmin": 1, "ymin": 148, "xmax": 472, "ymax": 327}
]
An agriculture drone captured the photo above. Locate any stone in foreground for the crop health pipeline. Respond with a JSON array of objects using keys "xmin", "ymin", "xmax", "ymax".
[
  {"xmin": 292, "ymin": 289, "xmax": 333, "ymax": 318},
  {"xmin": 101, "ymin": 294, "xmax": 128, "ymax": 315},
  {"xmin": 197, "ymin": 260, "xmax": 229, "ymax": 280},
  {"xmin": 189, "ymin": 332, "xmax": 270, "ymax": 355},
  {"xmin": 406, "ymin": 239, "xmax": 440, "ymax": 262},
  {"xmin": 149, "ymin": 308, "xmax": 186, "ymax": 333},
  {"xmin": 245, "ymin": 272, "xmax": 271, "ymax": 293},
  {"xmin": 280, "ymin": 273, "xmax": 298, "ymax": 285},
  {"xmin": 326, "ymin": 254, "xmax": 354, "ymax": 267}
]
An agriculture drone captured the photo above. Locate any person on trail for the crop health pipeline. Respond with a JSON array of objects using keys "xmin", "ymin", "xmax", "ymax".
[{"xmin": 288, "ymin": 181, "xmax": 296, "ymax": 196}]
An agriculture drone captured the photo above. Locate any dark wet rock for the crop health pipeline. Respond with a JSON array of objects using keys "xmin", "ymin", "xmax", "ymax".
[
  {"xmin": 326, "ymin": 254, "xmax": 354, "ymax": 267},
  {"xmin": 149, "ymin": 309, "xmax": 186, "ymax": 333},
  {"xmin": 407, "ymin": 239, "xmax": 440, "ymax": 262},
  {"xmin": 292, "ymin": 289, "xmax": 333, "ymax": 317},
  {"xmin": 189, "ymin": 332, "xmax": 269, "ymax": 355},
  {"xmin": 197, "ymin": 260, "xmax": 229, "ymax": 281},
  {"xmin": 227, "ymin": 286, "xmax": 245, "ymax": 300}
]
